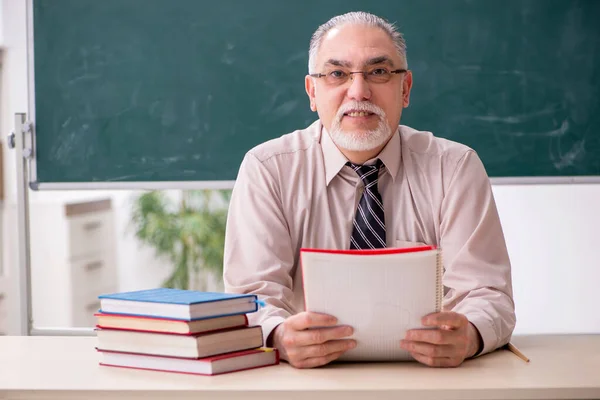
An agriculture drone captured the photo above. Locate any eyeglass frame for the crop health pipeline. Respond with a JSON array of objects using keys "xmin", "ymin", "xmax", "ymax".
[{"xmin": 309, "ymin": 68, "xmax": 408, "ymax": 84}]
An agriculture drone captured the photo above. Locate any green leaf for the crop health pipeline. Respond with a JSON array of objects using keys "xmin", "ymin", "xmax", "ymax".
[{"xmin": 129, "ymin": 189, "xmax": 232, "ymax": 289}]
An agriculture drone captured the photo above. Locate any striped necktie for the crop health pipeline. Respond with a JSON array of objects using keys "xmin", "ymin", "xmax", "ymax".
[{"xmin": 347, "ymin": 159, "xmax": 386, "ymax": 249}]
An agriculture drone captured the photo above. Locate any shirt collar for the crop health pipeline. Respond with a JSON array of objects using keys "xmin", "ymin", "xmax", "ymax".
[
  {"xmin": 320, "ymin": 124, "xmax": 401, "ymax": 186},
  {"xmin": 320, "ymin": 125, "xmax": 352, "ymax": 186},
  {"xmin": 376, "ymin": 127, "xmax": 401, "ymax": 182}
]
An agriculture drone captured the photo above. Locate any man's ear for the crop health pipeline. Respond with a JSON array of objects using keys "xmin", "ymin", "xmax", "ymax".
[
  {"xmin": 305, "ymin": 75, "xmax": 317, "ymax": 112},
  {"xmin": 402, "ymin": 70, "xmax": 413, "ymax": 108}
]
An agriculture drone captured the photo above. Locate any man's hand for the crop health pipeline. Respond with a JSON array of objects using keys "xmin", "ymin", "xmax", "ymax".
[
  {"xmin": 400, "ymin": 312, "xmax": 482, "ymax": 368},
  {"xmin": 272, "ymin": 312, "xmax": 356, "ymax": 369}
]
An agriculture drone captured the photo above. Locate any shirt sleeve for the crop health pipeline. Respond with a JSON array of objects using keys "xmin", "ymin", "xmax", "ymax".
[
  {"xmin": 440, "ymin": 150, "xmax": 516, "ymax": 356},
  {"xmin": 223, "ymin": 152, "xmax": 295, "ymax": 345}
]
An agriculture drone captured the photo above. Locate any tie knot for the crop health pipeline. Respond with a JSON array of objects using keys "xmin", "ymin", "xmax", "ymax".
[{"xmin": 346, "ymin": 159, "xmax": 383, "ymax": 186}]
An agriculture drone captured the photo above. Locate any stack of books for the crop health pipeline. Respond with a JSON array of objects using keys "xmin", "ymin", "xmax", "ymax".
[{"xmin": 94, "ymin": 288, "xmax": 279, "ymax": 375}]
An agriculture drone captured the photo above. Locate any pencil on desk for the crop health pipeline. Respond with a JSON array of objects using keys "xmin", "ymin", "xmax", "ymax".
[{"xmin": 506, "ymin": 342, "xmax": 530, "ymax": 363}]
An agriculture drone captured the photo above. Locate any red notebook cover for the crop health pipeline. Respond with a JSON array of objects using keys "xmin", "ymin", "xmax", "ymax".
[{"xmin": 300, "ymin": 244, "xmax": 436, "ymax": 256}]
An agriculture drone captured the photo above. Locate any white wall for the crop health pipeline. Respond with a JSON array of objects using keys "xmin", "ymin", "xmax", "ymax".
[
  {"xmin": 0, "ymin": 0, "xmax": 3, "ymax": 46},
  {"xmin": 2, "ymin": 0, "xmax": 599, "ymax": 336},
  {"xmin": 494, "ymin": 184, "xmax": 600, "ymax": 334}
]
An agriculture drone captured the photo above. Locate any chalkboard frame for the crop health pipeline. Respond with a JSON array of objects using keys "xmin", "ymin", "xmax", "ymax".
[{"xmin": 25, "ymin": 0, "xmax": 600, "ymax": 189}]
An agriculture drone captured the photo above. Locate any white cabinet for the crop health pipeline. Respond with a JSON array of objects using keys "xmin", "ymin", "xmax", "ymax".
[{"xmin": 29, "ymin": 197, "xmax": 118, "ymax": 328}]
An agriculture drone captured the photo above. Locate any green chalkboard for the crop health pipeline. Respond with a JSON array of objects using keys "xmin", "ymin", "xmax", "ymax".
[{"xmin": 32, "ymin": 0, "xmax": 600, "ymax": 184}]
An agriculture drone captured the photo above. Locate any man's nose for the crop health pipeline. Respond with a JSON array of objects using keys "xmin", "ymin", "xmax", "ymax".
[{"xmin": 346, "ymin": 73, "xmax": 372, "ymax": 102}]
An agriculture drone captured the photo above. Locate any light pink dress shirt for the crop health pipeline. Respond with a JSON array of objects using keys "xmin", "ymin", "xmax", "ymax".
[{"xmin": 223, "ymin": 120, "xmax": 515, "ymax": 356}]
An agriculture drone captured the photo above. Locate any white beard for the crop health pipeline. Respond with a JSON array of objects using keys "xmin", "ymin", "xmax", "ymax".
[{"xmin": 328, "ymin": 102, "xmax": 394, "ymax": 152}]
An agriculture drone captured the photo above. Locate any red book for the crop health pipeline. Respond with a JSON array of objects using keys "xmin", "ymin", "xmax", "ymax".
[
  {"xmin": 94, "ymin": 312, "xmax": 248, "ymax": 335},
  {"xmin": 98, "ymin": 347, "xmax": 279, "ymax": 376}
]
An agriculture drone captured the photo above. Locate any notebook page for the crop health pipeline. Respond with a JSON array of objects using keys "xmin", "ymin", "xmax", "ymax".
[{"xmin": 301, "ymin": 249, "xmax": 439, "ymax": 361}]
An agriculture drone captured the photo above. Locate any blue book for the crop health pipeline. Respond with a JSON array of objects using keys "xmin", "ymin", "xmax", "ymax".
[{"xmin": 98, "ymin": 288, "xmax": 259, "ymax": 321}]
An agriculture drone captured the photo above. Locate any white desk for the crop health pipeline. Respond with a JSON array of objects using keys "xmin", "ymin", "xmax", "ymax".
[{"xmin": 1, "ymin": 334, "xmax": 599, "ymax": 399}]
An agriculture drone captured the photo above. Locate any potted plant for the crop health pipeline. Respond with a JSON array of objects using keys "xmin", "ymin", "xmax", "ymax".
[{"xmin": 130, "ymin": 189, "xmax": 231, "ymax": 290}]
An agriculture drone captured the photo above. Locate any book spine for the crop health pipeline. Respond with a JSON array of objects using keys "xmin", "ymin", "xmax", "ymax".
[{"xmin": 435, "ymin": 250, "xmax": 443, "ymax": 312}]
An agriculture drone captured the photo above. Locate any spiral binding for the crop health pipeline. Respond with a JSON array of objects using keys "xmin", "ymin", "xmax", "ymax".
[{"xmin": 435, "ymin": 249, "xmax": 443, "ymax": 312}]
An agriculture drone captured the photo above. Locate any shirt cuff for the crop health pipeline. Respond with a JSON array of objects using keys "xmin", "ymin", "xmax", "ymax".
[
  {"xmin": 465, "ymin": 314, "xmax": 498, "ymax": 357},
  {"xmin": 259, "ymin": 316, "xmax": 287, "ymax": 347}
]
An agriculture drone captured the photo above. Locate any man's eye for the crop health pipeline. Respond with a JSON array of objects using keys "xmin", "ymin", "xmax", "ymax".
[
  {"xmin": 371, "ymin": 68, "xmax": 389, "ymax": 76},
  {"xmin": 329, "ymin": 70, "xmax": 347, "ymax": 79}
]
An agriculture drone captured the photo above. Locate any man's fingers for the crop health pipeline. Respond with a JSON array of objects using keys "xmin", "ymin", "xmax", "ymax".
[
  {"xmin": 421, "ymin": 312, "xmax": 467, "ymax": 329},
  {"xmin": 404, "ymin": 328, "xmax": 457, "ymax": 345},
  {"xmin": 299, "ymin": 339, "xmax": 357, "ymax": 359},
  {"xmin": 400, "ymin": 340, "xmax": 454, "ymax": 357},
  {"xmin": 289, "ymin": 325, "xmax": 353, "ymax": 346},
  {"xmin": 279, "ymin": 312, "xmax": 357, "ymax": 370},
  {"xmin": 287, "ymin": 312, "xmax": 338, "ymax": 330}
]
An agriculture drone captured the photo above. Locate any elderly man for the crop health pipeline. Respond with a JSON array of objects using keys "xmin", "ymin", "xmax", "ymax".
[{"xmin": 223, "ymin": 11, "xmax": 515, "ymax": 369}]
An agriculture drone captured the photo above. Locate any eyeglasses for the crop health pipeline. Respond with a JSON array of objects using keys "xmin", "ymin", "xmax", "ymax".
[{"xmin": 310, "ymin": 67, "xmax": 407, "ymax": 86}]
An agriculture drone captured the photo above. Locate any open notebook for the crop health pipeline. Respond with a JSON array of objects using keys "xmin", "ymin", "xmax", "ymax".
[{"xmin": 301, "ymin": 246, "xmax": 442, "ymax": 361}]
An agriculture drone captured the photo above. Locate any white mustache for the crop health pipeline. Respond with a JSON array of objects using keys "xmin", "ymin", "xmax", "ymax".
[{"xmin": 335, "ymin": 102, "xmax": 385, "ymax": 121}]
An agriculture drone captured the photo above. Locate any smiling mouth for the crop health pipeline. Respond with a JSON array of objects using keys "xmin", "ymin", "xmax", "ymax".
[{"xmin": 344, "ymin": 111, "xmax": 376, "ymax": 117}]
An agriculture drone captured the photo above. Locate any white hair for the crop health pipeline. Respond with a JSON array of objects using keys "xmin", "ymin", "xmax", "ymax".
[{"xmin": 308, "ymin": 11, "xmax": 407, "ymax": 74}]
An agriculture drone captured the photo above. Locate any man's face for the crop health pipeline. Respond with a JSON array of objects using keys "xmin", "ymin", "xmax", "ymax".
[{"xmin": 306, "ymin": 24, "xmax": 412, "ymax": 152}]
